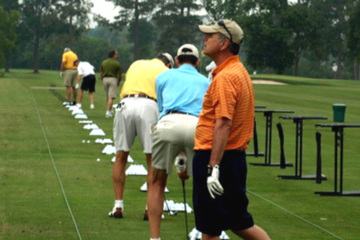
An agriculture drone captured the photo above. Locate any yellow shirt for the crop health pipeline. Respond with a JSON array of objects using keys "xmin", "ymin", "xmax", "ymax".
[
  {"xmin": 194, "ymin": 55, "xmax": 254, "ymax": 151},
  {"xmin": 120, "ymin": 58, "xmax": 168, "ymax": 99},
  {"xmin": 62, "ymin": 51, "xmax": 78, "ymax": 70}
]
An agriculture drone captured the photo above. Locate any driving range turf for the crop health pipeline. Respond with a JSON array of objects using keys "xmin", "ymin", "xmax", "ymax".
[{"xmin": 1, "ymin": 69, "xmax": 360, "ymax": 239}]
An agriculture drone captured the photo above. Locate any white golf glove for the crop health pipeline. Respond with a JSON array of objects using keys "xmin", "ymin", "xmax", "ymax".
[
  {"xmin": 207, "ymin": 164, "xmax": 224, "ymax": 199},
  {"xmin": 175, "ymin": 152, "xmax": 189, "ymax": 181},
  {"xmin": 75, "ymin": 83, "xmax": 80, "ymax": 89},
  {"xmin": 60, "ymin": 72, "xmax": 63, "ymax": 77},
  {"xmin": 175, "ymin": 152, "xmax": 187, "ymax": 173}
]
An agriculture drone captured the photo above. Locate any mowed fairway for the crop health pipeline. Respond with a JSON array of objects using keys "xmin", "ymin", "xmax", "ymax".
[{"xmin": 1, "ymin": 69, "xmax": 360, "ymax": 240}]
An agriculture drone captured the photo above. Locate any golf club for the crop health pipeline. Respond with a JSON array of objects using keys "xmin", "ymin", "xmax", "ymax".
[
  {"xmin": 182, "ymin": 180, "xmax": 189, "ymax": 240},
  {"xmin": 163, "ymin": 194, "xmax": 177, "ymax": 216}
]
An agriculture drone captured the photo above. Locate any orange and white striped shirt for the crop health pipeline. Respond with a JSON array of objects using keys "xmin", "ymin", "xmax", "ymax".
[{"xmin": 194, "ymin": 55, "xmax": 254, "ymax": 150}]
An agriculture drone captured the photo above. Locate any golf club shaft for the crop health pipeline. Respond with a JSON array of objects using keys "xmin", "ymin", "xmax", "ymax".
[
  {"xmin": 163, "ymin": 193, "xmax": 171, "ymax": 213},
  {"xmin": 182, "ymin": 180, "xmax": 189, "ymax": 240}
]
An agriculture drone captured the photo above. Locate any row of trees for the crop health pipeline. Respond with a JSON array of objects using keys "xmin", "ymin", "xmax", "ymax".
[{"xmin": 0, "ymin": 0, "xmax": 359, "ymax": 80}]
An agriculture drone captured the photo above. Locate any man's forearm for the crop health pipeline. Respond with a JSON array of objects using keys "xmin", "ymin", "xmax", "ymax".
[
  {"xmin": 209, "ymin": 118, "xmax": 232, "ymax": 167},
  {"xmin": 77, "ymin": 75, "xmax": 82, "ymax": 83},
  {"xmin": 60, "ymin": 62, "xmax": 65, "ymax": 71}
]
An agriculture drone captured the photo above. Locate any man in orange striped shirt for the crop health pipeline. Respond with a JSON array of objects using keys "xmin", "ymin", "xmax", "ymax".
[{"xmin": 193, "ymin": 19, "xmax": 271, "ymax": 240}]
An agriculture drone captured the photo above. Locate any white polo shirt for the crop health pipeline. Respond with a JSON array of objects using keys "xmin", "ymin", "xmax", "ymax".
[{"xmin": 77, "ymin": 61, "xmax": 95, "ymax": 77}]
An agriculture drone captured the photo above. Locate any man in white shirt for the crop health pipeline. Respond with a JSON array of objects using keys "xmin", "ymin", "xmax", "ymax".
[{"xmin": 74, "ymin": 59, "xmax": 96, "ymax": 109}]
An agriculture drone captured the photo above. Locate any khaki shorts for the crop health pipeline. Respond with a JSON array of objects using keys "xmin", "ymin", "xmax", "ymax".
[
  {"xmin": 102, "ymin": 77, "xmax": 118, "ymax": 99},
  {"xmin": 113, "ymin": 97, "xmax": 159, "ymax": 153},
  {"xmin": 151, "ymin": 113, "xmax": 199, "ymax": 175},
  {"xmin": 63, "ymin": 69, "xmax": 78, "ymax": 87}
]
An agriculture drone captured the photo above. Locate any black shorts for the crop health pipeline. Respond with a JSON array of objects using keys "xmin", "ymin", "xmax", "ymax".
[
  {"xmin": 81, "ymin": 75, "xmax": 96, "ymax": 92},
  {"xmin": 192, "ymin": 150, "xmax": 254, "ymax": 236}
]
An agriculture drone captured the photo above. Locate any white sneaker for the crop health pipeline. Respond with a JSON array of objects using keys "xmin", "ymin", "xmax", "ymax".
[
  {"xmin": 105, "ymin": 111, "xmax": 114, "ymax": 118},
  {"xmin": 90, "ymin": 104, "xmax": 94, "ymax": 109},
  {"xmin": 76, "ymin": 103, "xmax": 82, "ymax": 108}
]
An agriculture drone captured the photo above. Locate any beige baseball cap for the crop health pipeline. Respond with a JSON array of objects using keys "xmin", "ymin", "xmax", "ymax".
[
  {"xmin": 162, "ymin": 52, "xmax": 175, "ymax": 68},
  {"xmin": 176, "ymin": 44, "xmax": 199, "ymax": 59},
  {"xmin": 198, "ymin": 19, "xmax": 244, "ymax": 45}
]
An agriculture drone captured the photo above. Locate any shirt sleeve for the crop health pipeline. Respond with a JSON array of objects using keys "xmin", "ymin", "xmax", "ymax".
[
  {"xmin": 155, "ymin": 77, "xmax": 163, "ymax": 113},
  {"xmin": 62, "ymin": 54, "xmax": 66, "ymax": 63},
  {"xmin": 213, "ymin": 74, "xmax": 237, "ymax": 120}
]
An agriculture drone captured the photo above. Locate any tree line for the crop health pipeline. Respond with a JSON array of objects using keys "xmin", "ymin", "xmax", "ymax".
[{"xmin": 0, "ymin": 0, "xmax": 359, "ymax": 80}]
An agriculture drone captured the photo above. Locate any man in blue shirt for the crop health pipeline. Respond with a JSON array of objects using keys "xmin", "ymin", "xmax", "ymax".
[{"xmin": 146, "ymin": 44, "xmax": 210, "ymax": 240}]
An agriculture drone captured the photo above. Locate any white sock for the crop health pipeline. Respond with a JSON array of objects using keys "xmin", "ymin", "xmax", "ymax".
[
  {"xmin": 114, "ymin": 200, "xmax": 123, "ymax": 209},
  {"xmin": 150, "ymin": 238, "xmax": 161, "ymax": 240}
]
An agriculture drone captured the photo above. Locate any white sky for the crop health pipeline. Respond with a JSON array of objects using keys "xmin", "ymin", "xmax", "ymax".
[{"xmin": 90, "ymin": 0, "xmax": 119, "ymax": 25}]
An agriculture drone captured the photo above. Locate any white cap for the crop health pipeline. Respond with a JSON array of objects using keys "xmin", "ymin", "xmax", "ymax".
[
  {"xmin": 176, "ymin": 44, "xmax": 199, "ymax": 59},
  {"xmin": 162, "ymin": 52, "xmax": 175, "ymax": 68}
]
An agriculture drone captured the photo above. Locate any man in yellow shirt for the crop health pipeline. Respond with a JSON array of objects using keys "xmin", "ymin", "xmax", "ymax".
[
  {"xmin": 60, "ymin": 47, "xmax": 78, "ymax": 106},
  {"xmin": 109, "ymin": 53, "xmax": 174, "ymax": 220}
]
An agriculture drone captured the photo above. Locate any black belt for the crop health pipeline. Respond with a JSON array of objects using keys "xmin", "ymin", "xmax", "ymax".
[
  {"xmin": 168, "ymin": 111, "xmax": 197, "ymax": 117},
  {"xmin": 122, "ymin": 94, "xmax": 157, "ymax": 102},
  {"xmin": 104, "ymin": 75, "xmax": 114, "ymax": 77}
]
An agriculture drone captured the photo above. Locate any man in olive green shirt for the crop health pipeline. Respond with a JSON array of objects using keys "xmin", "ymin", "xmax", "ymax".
[{"xmin": 100, "ymin": 50, "xmax": 123, "ymax": 118}]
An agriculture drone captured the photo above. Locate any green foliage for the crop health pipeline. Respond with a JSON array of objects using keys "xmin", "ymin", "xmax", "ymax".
[
  {"xmin": 202, "ymin": 0, "xmax": 247, "ymax": 21},
  {"xmin": 2, "ymin": 0, "xmax": 360, "ymax": 79},
  {"xmin": 0, "ymin": 6, "xmax": 19, "ymax": 70},
  {"xmin": 282, "ymin": 3, "xmax": 327, "ymax": 75},
  {"xmin": 55, "ymin": 0, "xmax": 93, "ymax": 44},
  {"xmin": 347, "ymin": 1, "xmax": 360, "ymax": 59},
  {"xmin": 107, "ymin": 0, "xmax": 163, "ymax": 60},
  {"xmin": 153, "ymin": 0, "xmax": 202, "ymax": 55},
  {"xmin": 127, "ymin": 19, "xmax": 157, "ymax": 59},
  {"xmin": 19, "ymin": 0, "xmax": 93, "ymax": 73},
  {"xmin": 243, "ymin": 5, "xmax": 294, "ymax": 74}
]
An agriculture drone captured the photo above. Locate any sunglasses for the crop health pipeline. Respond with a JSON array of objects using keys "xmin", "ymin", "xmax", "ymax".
[{"xmin": 218, "ymin": 20, "xmax": 233, "ymax": 43}]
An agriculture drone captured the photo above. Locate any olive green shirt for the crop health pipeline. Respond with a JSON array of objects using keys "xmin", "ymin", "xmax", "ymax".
[{"xmin": 100, "ymin": 58, "xmax": 122, "ymax": 82}]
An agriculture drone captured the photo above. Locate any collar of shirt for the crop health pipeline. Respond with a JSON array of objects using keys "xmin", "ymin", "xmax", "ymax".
[
  {"xmin": 178, "ymin": 63, "xmax": 197, "ymax": 72},
  {"xmin": 212, "ymin": 55, "xmax": 240, "ymax": 77}
]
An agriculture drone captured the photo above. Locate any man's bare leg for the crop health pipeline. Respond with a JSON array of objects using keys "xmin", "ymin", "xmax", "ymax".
[
  {"xmin": 147, "ymin": 167, "xmax": 167, "ymax": 239},
  {"xmin": 72, "ymin": 86, "xmax": 77, "ymax": 103},
  {"xmin": 202, "ymin": 233, "xmax": 220, "ymax": 240},
  {"xmin": 89, "ymin": 92, "xmax": 94, "ymax": 105},
  {"xmin": 232, "ymin": 225, "xmax": 271, "ymax": 240},
  {"xmin": 78, "ymin": 90, "xmax": 84, "ymax": 104},
  {"xmin": 112, "ymin": 151, "xmax": 129, "ymax": 203},
  {"xmin": 201, "ymin": 225, "xmax": 270, "ymax": 240},
  {"xmin": 107, "ymin": 97, "xmax": 113, "ymax": 111},
  {"xmin": 66, "ymin": 86, "xmax": 72, "ymax": 102}
]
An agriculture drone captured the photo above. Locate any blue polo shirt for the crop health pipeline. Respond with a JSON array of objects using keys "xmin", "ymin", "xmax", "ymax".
[{"xmin": 155, "ymin": 64, "xmax": 210, "ymax": 119}]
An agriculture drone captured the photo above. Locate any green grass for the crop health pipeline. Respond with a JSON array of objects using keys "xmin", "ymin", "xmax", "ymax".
[{"xmin": 1, "ymin": 69, "xmax": 360, "ymax": 240}]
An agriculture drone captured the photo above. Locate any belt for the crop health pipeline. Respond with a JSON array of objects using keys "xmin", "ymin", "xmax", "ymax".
[
  {"xmin": 104, "ymin": 75, "xmax": 114, "ymax": 77},
  {"xmin": 168, "ymin": 111, "xmax": 197, "ymax": 117},
  {"xmin": 122, "ymin": 94, "xmax": 157, "ymax": 102}
]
